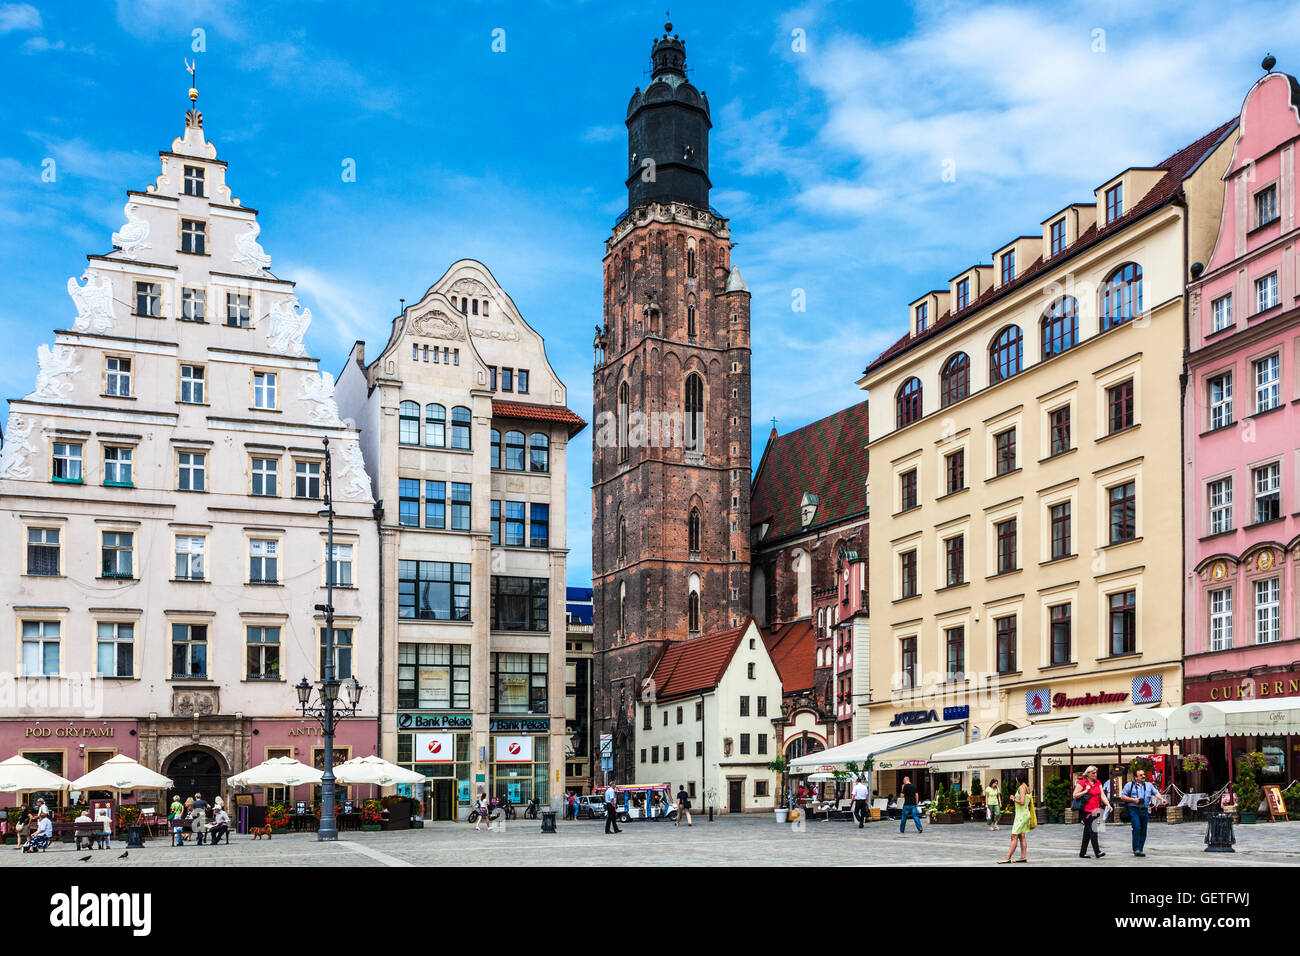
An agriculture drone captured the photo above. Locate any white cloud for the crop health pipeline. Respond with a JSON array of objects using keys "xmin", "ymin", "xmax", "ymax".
[
  {"xmin": 582, "ymin": 125, "xmax": 623, "ymax": 143},
  {"xmin": 0, "ymin": 3, "xmax": 39, "ymax": 33}
]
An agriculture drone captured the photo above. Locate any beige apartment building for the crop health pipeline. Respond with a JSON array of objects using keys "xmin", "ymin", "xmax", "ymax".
[
  {"xmin": 858, "ymin": 120, "xmax": 1238, "ymax": 795},
  {"xmin": 0, "ymin": 97, "xmax": 379, "ymax": 804},
  {"xmin": 335, "ymin": 261, "xmax": 584, "ymax": 818}
]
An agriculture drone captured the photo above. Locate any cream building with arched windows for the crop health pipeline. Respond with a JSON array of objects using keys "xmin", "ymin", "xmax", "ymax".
[
  {"xmin": 858, "ymin": 119, "xmax": 1239, "ymax": 797},
  {"xmin": 335, "ymin": 261, "xmax": 584, "ymax": 818}
]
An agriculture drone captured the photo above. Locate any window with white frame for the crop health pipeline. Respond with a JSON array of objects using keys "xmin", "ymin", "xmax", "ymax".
[
  {"xmin": 52, "ymin": 442, "xmax": 82, "ymax": 481},
  {"xmin": 1209, "ymin": 588, "xmax": 1232, "ymax": 651},
  {"xmin": 1252, "ymin": 462, "xmax": 1280, "ymax": 523},
  {"xmin": 1255, "ymin": 273, "xmax": 1279, "ymax": 313},
  {"xmin": 174, "ymin": 535, "xmax": 206, "ymax": 581},
  {"xmin": 1208, "ymin": 373, "xmax": 1232, "ymax": 429},
  {"xmin": 96, "ymin": 622, "xmax": 134, "ymax": 678},
  {"xmin": 183, "ymin": 165, "xmax": 205, "ymax": 196},
  {"xmin": 226, "ymin": 292, "xmax": 251, "ymax": 327},
  {"xmin": 252, "ymin": 371, "xmax": 278, "ymax": 409},
  {"xmin": 171, "ymin": 623, "xmax": 207, "ymax": 678},
  {"xmin": 246, "ymin": 626, "xmax": 281, "ymax": 680},
  {"xmin": 328, "ymin": 543, "xmax": 354, "ymax": 586},
  {"xmin": 177, "ymin": 451, "xmax": 206, "ymax": 491},
  {"xmin": 295, "ymin": 460, "xmax": 321, "ymax": 498},
  {"xmin": 1208, "ymin": 477, "xmax": 1233, "ymax": 534},
  {"xmin": 1211, "ymin": 295, "xmax": 1232, "ymax": 332},
  {"xmin": 1253, "ymin": 354, "xmax": 1279, "ymax": 412},
  {"xmin": 249, "ymin": 538, "xmax": 279, "ymax": 583},
  {"xmin": 135, "ymin": 281, "xmax": 162, "ymax": 317},
  {"xmin": 103, "ymin": 446, "xmax": 132, "ymax": 486},
  {"xmin": 26, "ymin": 527, "xmax": 60, "ymax": 575},
  {"xmin": 21, "ymin": 621, "xmax": 60, "ymax": 676},
  {"xmin": 101, "ymin": 531, "xmax": 133, "ymax": 578},
  {"xmin": 181, "ymin": 287, "xmax": 206, "ymax": 322},
  {"xmin": 180, "ymin": 364, "xmax": 205, "ymax": 403},
  {"xmin": 180, "ymin": 218, "xmax": 206, "ymax": 255},
  {"xmin": 320, "ymin": 627, "xmax": 353, "ymax": 680},
  {"xmin": 1254, "ymin": 577, "xmax": 1280, "ymax": 644},
  {"xmin": 1255, "ymin": 184, "xmax": 1278, "ymax": 227},
  {"xmin": 105, "ymin": 356, "xmax": 131, "ymax": 397},
  {"xmin": 250, "ymin": 456, "xmax": 278, "ymax": 496}
]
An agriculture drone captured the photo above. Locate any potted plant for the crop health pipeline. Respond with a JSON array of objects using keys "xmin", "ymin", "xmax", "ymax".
[
  {"xmin": 360, "ymin": 798, "xmax": 384, "ymax": 831},
  {"xmin": 1233, "ymin": 751, "xmax": 1267, "ymax": 824},
  {"xmin": 928, "ymin": 783, "xmax": 962, "ymax": 824},
  {"xmin": 266, "ymin": 802, "xmax": 290, "ymax": 833},
  {"xmin": 766, "ymin": 756, "xmax": 789, "ymax": 822},
  {"xmin": 1181, "ymin": 753, "xmax": 1209, "ymax": 774},
  {"xmin": 1044, "ymin": 776, "xmax": 1070, "ymax": 824},
  {"xmin": 1281, "ymin": 781, "xmax": 1300, "ymax": 820}
]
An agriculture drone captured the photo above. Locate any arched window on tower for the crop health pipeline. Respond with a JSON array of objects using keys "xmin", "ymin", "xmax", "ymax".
[
  {"xmin": 399, "ymin": 401, "xmax": 420, "ymax": 445},
  {"xmin": 618, "ymin": 518, "xmax": 627, "ymax": 562},
  {"xmin": 687, "ymin": 247, "xmax": 697, "ymax": 278},
  {"xmin": 618, "ymin": 381, "xmax": 630, "ymax": 463},
  {"xmin": 687, "ymin": 304, "xmax": 696, "ymax": 337},
  {"xmin": 940, "ymin": 353, "xmax": 969, "ymax": 408},
  {"xmin": 684, "ymin": 373, "xmax": 704, "ymax": 452},
  {"xmin": 688, "ymin": 508, "xmax": 701, "ymax": 554},
  {"xmin": 619, "ymin": 580, "xmax": 627, "ymax": 637},
  {"xmin": 688, "ymin": 573, "xmax": 701, "ymax": 633},
  {"xmin": 424, "ymin": 404, "xmax": 446, "ymax": 447}
]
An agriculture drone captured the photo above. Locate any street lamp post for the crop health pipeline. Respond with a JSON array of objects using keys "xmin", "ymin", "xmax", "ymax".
[{"xmin": 295, "ymin": 437, "xmax": 363, "ymax": 841}]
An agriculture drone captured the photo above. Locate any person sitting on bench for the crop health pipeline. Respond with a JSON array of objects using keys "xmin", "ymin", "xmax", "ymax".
[
  {"xmin": 208, "ymin": 806, "xmax": 230, "ymax": 845},
  {"xmin": 23, "ymin": 814, "xmax": 52, "ymax": 853}
]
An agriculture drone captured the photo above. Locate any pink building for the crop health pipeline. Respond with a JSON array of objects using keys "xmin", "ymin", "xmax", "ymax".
[{"xmin": 1184, "ymin": 66, "xmax": 1300, "ymax": 788}]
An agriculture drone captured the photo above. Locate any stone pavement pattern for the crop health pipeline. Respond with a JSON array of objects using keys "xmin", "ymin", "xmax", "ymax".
[{"xmin": 5, "ymin": 816, "xmax": 1297, "ymax": 867}]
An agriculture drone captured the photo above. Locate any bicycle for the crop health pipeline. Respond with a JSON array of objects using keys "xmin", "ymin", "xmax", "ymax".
[
  {"xmin": 466, "ymin": 806, "xmax": 501, "ymax": 825},
  {"xmin": 523, "ymin": 799, "xmax": 539, "ymax": 820}
]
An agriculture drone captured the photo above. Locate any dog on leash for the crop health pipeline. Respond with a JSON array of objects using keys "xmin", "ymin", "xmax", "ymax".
[{"xmin": 250, "ymin": 826, "xmax": 272, "ymax": 840}]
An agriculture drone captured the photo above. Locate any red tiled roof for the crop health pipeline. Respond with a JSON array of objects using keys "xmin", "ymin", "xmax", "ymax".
[
  {"xmin": 761, "ymin": 620, "xmax": 817, "ymax": 695},
  {"xmin": 491, "ymin": 399, "xmax": 587, "ymax": 435},
  {"xmin": 646, "ymin": 621, "xmax": 752, "ymax": 701},
  {"xmin": 862, "ymin": 118, "xmax": 1240, "ymax": 377},
  {"xmin": 751, "ymin": 400, "xmax": 869, "ymax": 542}
]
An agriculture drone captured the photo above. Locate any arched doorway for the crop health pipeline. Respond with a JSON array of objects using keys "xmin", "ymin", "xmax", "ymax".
[{"xmin": 165, "ymin": 749, "xmax": 224, "ymax": 805}]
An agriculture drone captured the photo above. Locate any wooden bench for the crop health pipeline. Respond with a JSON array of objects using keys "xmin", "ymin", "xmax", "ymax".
[{"xmin": 74, "ymin": 823, "xmax": 109, "ymax": 850}]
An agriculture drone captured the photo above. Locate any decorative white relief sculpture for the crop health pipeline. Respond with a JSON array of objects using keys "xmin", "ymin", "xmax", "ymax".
[
  {"xmin": 67, "ymin": 272, "xmax": 116, "ymax": 334},
  {"xmin": 336, "ymin": 440, "xmax": 372, "ymax": 500},
  {"xmin": 32, "ymin": 345, "xmax": 80, "ymax": 400},
  {"xmin": 297, "ymin": 371, "xmax": 342, "ymax": 425},
  {"xmin": 0, "ymin": 414, "xmax": 37, "ymax": 480},
  {"xmin": 267, "ymin": 297, "xmax": 311, "ymax": 356},
  {"xmin": 111, "ymin": 203, "xmax": 151, "ymax": 258},
  {"xmin": 233, "ymin": 221, "xmax": 272, "ymax": 271}
]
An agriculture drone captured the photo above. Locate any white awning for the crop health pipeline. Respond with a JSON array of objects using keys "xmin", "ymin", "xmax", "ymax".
[
  {"xmin": 927, "ymin": 725, "xmax": 1067, "ymax": 773},
  {"xmin": 788, "ymin": 724, "xmax": 965, "ymax": 772},
  {"xmin": 1168, "ymin": 697, "xmax": 1300, "ymax": 739},
  {"xmin": 1065, "ymin": 708, "xmax": 1173, "ymax": 748}
]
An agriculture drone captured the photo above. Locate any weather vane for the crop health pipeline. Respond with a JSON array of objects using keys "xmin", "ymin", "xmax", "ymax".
[{"xmin": 185, "ymin": 57, "xmax": 198, "ymax": 101}]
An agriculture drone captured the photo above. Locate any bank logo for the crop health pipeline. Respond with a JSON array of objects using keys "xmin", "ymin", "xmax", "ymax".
[
  {"xmin": 426, "ymin": 740, "xmax": 441, "ymax": 755},
  {"xmin": 1132, "ymin": 675, "xmax": 1161, "ymax": 704},
  {"xmin": 508, "ymin": 742, "xmax": 521, "ymax": 756},
  {"xmin": 50, "ymin": 886, "xmax": 151, "ymax": 936},
  {"xmin": 1025, "ymin": 690, "xmax": 1051, "ymax": 715}
]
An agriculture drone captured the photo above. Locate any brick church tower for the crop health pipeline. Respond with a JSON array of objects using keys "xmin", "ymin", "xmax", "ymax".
[{"xmin": 592, "ymin": 23, "xmax": 753, "ymax": 784}]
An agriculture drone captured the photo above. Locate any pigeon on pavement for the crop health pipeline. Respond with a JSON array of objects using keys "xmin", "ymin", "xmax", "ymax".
[
  {"xmin": 78, "ymin": 855, "xmax": 92, "ymax": 862},
  {"xmin": 117, "ymin": 851, "xmax": 128, "ymax": 860}
]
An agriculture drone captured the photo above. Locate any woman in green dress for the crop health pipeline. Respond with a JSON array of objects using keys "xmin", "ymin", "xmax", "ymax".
[
  {"xmin": 985, "ymin": 779, "xmax": 1001, "ymax": 831},
  {"xmin": 998, "ymin": 770, "xmax": 1032, "ymax": 863}
]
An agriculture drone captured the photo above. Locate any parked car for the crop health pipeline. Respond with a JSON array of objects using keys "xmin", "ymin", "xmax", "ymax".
[{"xmin": 577, "ymin": 794, "xmax": 631, "ymax": 823}]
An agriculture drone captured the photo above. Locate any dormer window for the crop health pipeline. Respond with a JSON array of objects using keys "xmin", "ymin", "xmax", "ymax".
[
  {"xmin": 799, "ymin": 493, "xmax": 820, "ymax": 528},
  {"xmin": 1050, "ymin": 218, "xmax": 1066, "ymax": 256},
  {"xmin": 955, "ymin": 278, "xmax": 970, "ymax": 311},
  {"xmin": 1255, "ymin": 185, "xmax": 1278, "ymax": 228},
  {"xmin": 1105, "ymin": 183, "xmax": 1123, "ymax": 223},
  {"xmin": 1000, "ymin": 250, "xmax": 1015, "ymax": 285},
  {"xmin": 183, "ymin": 165, "xmax": 205, "ymax": 197},
  {"xmin": 915, "ymin": 302, "xmax": 929, "ymax": 332}
]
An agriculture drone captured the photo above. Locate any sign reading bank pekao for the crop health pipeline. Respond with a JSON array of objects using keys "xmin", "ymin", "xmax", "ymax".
[{"xmin": 50, "ymin": 886, "xmax": 150, "ymax": 936}]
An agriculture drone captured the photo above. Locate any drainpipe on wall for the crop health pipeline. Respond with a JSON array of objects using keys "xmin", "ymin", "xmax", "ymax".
[
  {"xmin": 1176, "ymin": 192, "xmax": 1190, "ymax": 718},
  {"xmin": 373, "ymin": 499, "xmax": 385, "ymax": 758}
]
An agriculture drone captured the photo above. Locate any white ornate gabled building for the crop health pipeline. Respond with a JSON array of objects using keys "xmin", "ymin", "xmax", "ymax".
[
  {"xmin": 335, "ymin": 260, "xmax": 585, "ymax": 818},
  {"xmin": 0, "ymin": 90, "xmax": 379, "ymax": 808}
]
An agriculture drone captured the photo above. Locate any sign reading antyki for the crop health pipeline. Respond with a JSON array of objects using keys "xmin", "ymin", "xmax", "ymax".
[
  {"xmin": 25, "ymin": 726, "xmax": 115, "ymax": 738},
  {"xmin": 889, "ymin": 706, "xmax": 968, "ymax": 727}
]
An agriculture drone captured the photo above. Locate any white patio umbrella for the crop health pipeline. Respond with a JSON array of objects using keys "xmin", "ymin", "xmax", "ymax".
[
  {"xmin": 227, "ymin": 756, "xmax": 322, "ymax": 788},
  {"xmin": 70, "ymin": 754, "xmax": 172, "ymax": 793},
  {"xmin": 332, "ymin": 755, "xmax": 426, "ymax": 787},
  {"xmin": 0, "ymin": 754, "xmax": 73, "ymax": 793}
]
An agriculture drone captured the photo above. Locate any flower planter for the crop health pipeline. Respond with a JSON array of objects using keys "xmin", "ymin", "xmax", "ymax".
[
  {"xmin": 1164, "ymin": 806, "xmax": 1183, "ymax": 825},
  {"xmin": 774, "ymin": 808, "xmax": 789, "ymax": 824},
  {"xmin": 410, "ymin": 820, "xmax": 424, "ymax": 828},
  {"xmin": 999, "ymin": 813, "xmax": 1014, "ymax": 826},
  {"xmin": 1239, "ymin": 812, "xmax": 1257, "ymax": 825},
  {"xmin": 929, "ymin": 812, "xmax": 963, "ymax": 824}
]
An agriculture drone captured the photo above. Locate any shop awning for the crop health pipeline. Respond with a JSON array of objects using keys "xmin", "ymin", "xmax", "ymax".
[
  {"xmin": 1167, "ymin": 697, "xmax": 1300, "ymax": 739},
  {"xmin": 927, "ymin": 725, "xmax": 1068, "ymax": 773},
  {"xmin": 788, "ymin": 724, "xmax": 965, "ymax": 772},
  {"xmin": 1065, "ymin": 708, "xmax": 1173, "ymax": 748}
]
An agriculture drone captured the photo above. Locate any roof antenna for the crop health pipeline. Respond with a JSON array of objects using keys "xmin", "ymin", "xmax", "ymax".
[{"xmin": 399, "ymin": 298, "xmax": 405, "ymax": 315}]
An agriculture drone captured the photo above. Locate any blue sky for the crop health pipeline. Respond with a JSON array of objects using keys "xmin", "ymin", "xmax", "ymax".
[{"xmin": 2, "ymin": 0, "xmax": 1299, "ymax": 586}]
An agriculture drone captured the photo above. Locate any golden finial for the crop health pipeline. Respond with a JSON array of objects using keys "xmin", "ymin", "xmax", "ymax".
[{"xmin": 185, "ymin": 58, "xmax": 198, "ymax": 102}]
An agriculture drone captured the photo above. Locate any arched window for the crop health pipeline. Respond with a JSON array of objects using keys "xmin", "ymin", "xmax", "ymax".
[
  {"xmin": 687, "ymin": 304, "xmax": 697, "ymax": 337},
  {"xmin": 399, "ymin": 401, "xmax": 420, "ymax": 445},
  {"xmin": 940, "ymin": 353, "xmax": 969, "ymax": 408},
  {"xmin": 1101, "ymin": 262, "xmax": 1142, "ymax": 330},
  {"xmin": 490, "ymin": 429, "xmax": 501, "ymax": 469},
  {"xmin": 618, "ymin": 518, "xmax": 627, "ymax": 561},
  {"xmin": 989, "ymin": 326, "xmax": 1023, "ymax": 383},
  {"xmin": 619, "ymin": 580, "xmax": 627, "ymax": 636},
  {"xmin": 684, "ymin": 373, "xmax": 704, "ymax": 452},
  {"xmin": 895, "ymin": 377, "xmax": 923, "ymax": 427},
  {"xmin": 529, "ymin": 433, "xmax": 549, "ymax": 473},
  {"xmin": 504, "ymin": 430, "xmax": 525, "ymax": 470},
  {"xmin": 450, "ymin": 406, "xmax": 471, "ymax": 449},
  {"xmin": 424, "ymin": 403, "xmax": 446, "ymax": 447},
  {"xmin": 688, "ymin": 592, "xmax": 700, "ymax": 633},
  {"xmin": 688, "ymin": 508, "xmax": 701, "ymax": 553},
  {"xmin": 1040, "ymin": 297, "xmax": 1079, "ymax": 359},
  {"xmin": 687, "ymin": 247, "xmax": 697, "ymax": 277},
  {"xmin": 618, "ymin": 381, "xmax": 630, "ymax": 463}
]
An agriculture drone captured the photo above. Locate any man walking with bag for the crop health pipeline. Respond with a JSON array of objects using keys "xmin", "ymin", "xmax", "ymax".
[
  {"xmin": 604, "ymin": 780, "xmax": 622, "ymax": 834},
  {"xmin": 852, "ymin": 778, "xmax": 870, "ymax": 828},
  {"xmin": 1121, "ymin": 768, "xmax": 1162, "ymax": 857}
]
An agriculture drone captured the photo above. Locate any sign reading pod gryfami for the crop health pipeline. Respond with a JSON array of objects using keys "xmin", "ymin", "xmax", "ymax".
[{"xmin": 494, "ymin": 736, "xmax": 533, "ymax": 762}]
